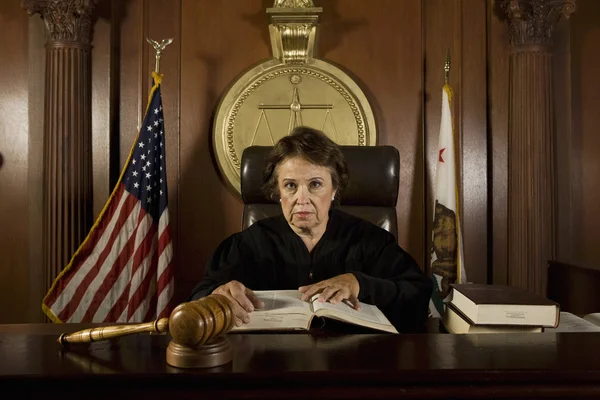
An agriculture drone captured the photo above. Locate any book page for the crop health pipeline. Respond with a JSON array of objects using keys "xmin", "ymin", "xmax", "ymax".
[
  {"xmin": 545, "ymin": 312, "xmax": 600, "ymax": 332},
  {"xmin": 231, "ymin": 290, "xmax": 312, "ymax": 331},
  {"xmin": 311, "ymin": 296, "xmax": 394, "ymax": 329},
  {"xmin": 253, "ymin": 290, "xmax": 312, "ymax": 314},
  {"xmin": 232, "ymin": 313, "xmax": 311, "ymax": 331},
  {"xmin": 583, "ymin": 313, "xmax": 600, "ymax": 327}
]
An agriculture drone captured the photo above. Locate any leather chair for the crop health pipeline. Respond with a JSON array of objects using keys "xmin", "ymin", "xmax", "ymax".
[{"xmin": 240, "ymin": 146, "xmax": 400, "ymax": 238}]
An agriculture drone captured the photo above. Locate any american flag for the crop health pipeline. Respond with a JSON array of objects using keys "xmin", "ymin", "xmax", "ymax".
[{"xmin": 42, "ymin": 73, "xmax": 174, "ymax": 323}]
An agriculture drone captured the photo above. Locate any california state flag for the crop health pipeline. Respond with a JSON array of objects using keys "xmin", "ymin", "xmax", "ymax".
[{"xmin": 429, "ymin": 84, "xmax": 466, "ymax": 318}]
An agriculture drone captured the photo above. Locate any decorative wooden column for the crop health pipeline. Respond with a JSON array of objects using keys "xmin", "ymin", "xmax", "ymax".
[
  {"xmin": 502, "ymin": 0, "xmax": 575, "ymax": 295},
  {"xmin": 22, "ymin": 0, "xmax": 98, "ymax": 294}
]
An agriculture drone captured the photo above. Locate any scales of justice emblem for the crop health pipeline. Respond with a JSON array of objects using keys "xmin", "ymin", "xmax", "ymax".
[
  {"xmin": 213, "ymin": 0, "xmax": 377, "ymax": 194},
  {"xmin": 255, "ymin": 78, "xmax": 338, "ymax": 145}
]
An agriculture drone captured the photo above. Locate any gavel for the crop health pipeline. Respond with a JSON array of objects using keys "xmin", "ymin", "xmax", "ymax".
[{"xmin": 58, "ymin": 294, "xmax": 235, "ymax": 368}]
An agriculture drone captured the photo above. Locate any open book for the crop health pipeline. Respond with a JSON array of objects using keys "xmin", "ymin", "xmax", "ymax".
[
  {"xmin": 231, "ymin": 290, "xmax": 398, "ymax": 334},
  {"xmin": 544, "ymin": 312, "xmax": 600, "ymax": 332}
]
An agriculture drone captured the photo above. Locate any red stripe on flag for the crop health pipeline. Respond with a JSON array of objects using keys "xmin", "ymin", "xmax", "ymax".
[
  {"xmin": 102, "ymin": 220, "xmax": 158, "ymax": 322},
  {"xmin": 157, "ymin": 300, "xmax": 172, "ymax": 319},
  {"xmin": 126, "ymin": 246, "xmax": 160, "ymax": 321},
  {"xmin": 44, "ymin": 185, "xmax": 127, "ymax": 309},
  {"xmin": 143, "ymin": 291, "xmax": 158, "ymax": 322},
  {"xmin": 80, "ymin": 208, "xmax": 147, "ymax": 322},
  {"xmin": 144, "ymin": 260, "xmax": 173, "ymax": 322},
  {"xmin": 156, "ymin": 260, "xmax": 173, "ymax": 294},
  {"xmin": 156, "ymin": 261, "xmax": 174, "ymax": 320},
  {"xmin": 56, "ymin": 192, "xmax": 139, "ymax": 322},
  {"xmin": 103, "ymin": 280, "xmax": 131, "ymax": 323},
  {"xmin": 128, "ymin": 224, "xmax": 159, "ymax": 282},
  {"xmin": 157, "ymin": 223, "xmax": 172, "ymax": 257}
]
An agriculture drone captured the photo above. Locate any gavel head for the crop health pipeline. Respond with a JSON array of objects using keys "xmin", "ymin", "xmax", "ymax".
[{"xmin": 168, "ymin": 294, "xmax": 235, "ymax": 348}]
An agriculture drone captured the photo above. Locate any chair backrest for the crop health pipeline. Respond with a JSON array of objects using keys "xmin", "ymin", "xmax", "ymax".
[{"xmin": 240, "ymin": 146, "xmax": 400, "ymax": 238}]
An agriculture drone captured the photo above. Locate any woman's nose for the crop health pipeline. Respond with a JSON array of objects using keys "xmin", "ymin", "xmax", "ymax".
[{"xmin": 295, "ymin": 186, "xmax": 310, "ymax": 204}]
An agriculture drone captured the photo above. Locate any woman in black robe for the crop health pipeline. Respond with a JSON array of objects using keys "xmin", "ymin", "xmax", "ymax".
[{"xmin": 190, "ymin": 126, "xmax": 432, "ymax": 333}]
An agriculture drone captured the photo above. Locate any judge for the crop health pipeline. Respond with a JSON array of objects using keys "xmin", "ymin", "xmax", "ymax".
[{"xmin": 190, "ymin": 126, "xmax": 432, "ymax": 333}]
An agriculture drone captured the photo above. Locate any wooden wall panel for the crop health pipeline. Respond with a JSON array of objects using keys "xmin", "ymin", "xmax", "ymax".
[
  {"xmin": 488, "ymin": 1, "xmax": 510, "ymax": 285},
  {"xmin": 118, "ymin": 0, "xmax": 149, "ymax": 170},
  {"xmin": 92, "ymin": 1, "xmax": 113, "ymax": 219},
  {"xmin": 27, "ymin": 16, "xmax": 47, "ymax": 323},
  {"xmin": 0, "ymin": 2, "xmax": 31, "ymax": 323},
  {"xmin": 554, "ymin": 19, "xmax": 573, "ymax": 264},
  {"xmin": 319, "ymin": 0, "xmax": 425, "ymax": 269},
  {"xmin": 570, "ymin": 0, "xmax": 600, "ymax": 269},
  {"xmin": 459, "ymin": 0, "xmax": 488, "ymax": 284}
]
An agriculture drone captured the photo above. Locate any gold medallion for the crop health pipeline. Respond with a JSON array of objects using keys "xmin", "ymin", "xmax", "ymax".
[{"xmin": 213, "ymin": 1, "xmax": 377, "ymax": 194}]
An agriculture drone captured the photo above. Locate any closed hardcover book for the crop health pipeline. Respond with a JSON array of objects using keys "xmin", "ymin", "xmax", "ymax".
[
  {"xmin": 450, "ymin": 284, "xmax": 560, "ymax": 328},
  {"xmin": 443, "ymin": 303, "xmax": 543, "ymax": 334}
]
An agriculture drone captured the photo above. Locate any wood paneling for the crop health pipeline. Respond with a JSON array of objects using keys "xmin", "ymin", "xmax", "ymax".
[
  {"xmin": 92, "ymin": 0, "xmax": 113, "ymax": 219},
  {"xmin": 488, "ymin": 0, "xmax": 510, "ymax": 285},
  {"xmin": 570, "ymin": 0, "xmax": 600, "ymax": 269},
  {"xmin": 554, "ymin": 20, "xmax": 573, "ymax": 264},
  {"xmin": 319, "ymin": 0, "xmax": 424, "ymax": 268},
  {"xmin": 27, "ymin": 17, "xmax": 46, "ymax": 322},
  {"xmin": 459, "ymin": 0, "xmax": 488, "ymax": 285},
  {"xmin": 0, "ymin": 2, "xmax": 30, "ymax": 323},
  {"xmin": 118, "ymin": 0, "xmax": 149, "ymax": 171}
]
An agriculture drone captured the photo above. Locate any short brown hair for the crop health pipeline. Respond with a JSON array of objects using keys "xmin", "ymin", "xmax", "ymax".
[{"xmin": 262, "ymin": 126, "xmax": 349, "ymax": 202}]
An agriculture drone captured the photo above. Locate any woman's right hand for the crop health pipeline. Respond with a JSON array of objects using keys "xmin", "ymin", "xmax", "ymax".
[{"xmin": 212, "ymin": 280, "xmax": 264, "ymax": 326}]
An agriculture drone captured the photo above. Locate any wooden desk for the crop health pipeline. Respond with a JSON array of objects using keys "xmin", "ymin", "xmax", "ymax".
[{"xmin": 1, "ymin": 323, "xmax": 600, "ymax": 399}]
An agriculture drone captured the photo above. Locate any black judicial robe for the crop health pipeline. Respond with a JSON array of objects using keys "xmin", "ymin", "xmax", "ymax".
[{"xmin": 190, "ymin": 209, "xmax": 433, "ymax": 333}]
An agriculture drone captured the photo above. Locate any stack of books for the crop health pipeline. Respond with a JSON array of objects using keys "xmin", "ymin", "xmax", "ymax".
[{"xmin": 443, "ymin": 284, "xmax": 560, "ymax": 334}]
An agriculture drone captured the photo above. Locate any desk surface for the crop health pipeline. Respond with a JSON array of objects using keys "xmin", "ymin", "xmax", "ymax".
[{"xmin": 1, "ymin": 323, "xmax": 600, "ymax": 399}]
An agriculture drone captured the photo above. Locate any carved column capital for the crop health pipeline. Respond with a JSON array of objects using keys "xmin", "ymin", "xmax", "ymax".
[
  {"xmin": 21, "ymin": 0, "xmax": 98, "ymax": 45},
  {"xmin": 501, "ymin": 0, "xmax": 576, "ymax": 48}
]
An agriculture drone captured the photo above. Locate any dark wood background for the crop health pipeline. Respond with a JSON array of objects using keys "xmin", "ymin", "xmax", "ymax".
[{"xmin": 0, "ymin": 0, "xmax": 598, "ymax": 323}]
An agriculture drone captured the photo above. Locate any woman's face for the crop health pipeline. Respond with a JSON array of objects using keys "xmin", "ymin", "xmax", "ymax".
[{"xmin": 276, "ymin": 156, "xmax": 336, "ymax": 233}]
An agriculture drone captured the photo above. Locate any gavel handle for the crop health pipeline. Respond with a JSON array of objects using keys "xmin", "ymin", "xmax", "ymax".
[{"xmin": 57, "ymin": 317, "xmax": 169, "ymax": 345}]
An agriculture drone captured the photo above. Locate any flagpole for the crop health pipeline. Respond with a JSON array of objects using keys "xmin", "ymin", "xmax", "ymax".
[
  {"xmin": 429, "ymin": 48, "xmax": 462, "ymax": 318},
  {"xmin": 444, "ymin": 49, "xmax": 451, "ymax": 85},
  {"xmin": 146, "ymin": 37, "xmax": 174, "ymax": 74}
]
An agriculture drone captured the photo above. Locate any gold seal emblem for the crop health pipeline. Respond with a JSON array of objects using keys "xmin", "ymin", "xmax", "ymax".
[{"xmin": 213, "ymin": 1, "xmax": 377, "ymax": 194}]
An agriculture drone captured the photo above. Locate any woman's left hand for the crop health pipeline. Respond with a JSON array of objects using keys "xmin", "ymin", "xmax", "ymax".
[{"xmin": 298, "ymin": 273, "xmax": 361, "ymax": 310}]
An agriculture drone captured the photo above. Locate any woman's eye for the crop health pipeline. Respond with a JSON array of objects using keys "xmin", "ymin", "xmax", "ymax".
[
  {"xmin": 285, "ymin": 182, "xmax": 296, "ymax": 190},
  {"xmin": 310, "ymin": 181, "xmax": 322, "ymax": 188}
]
